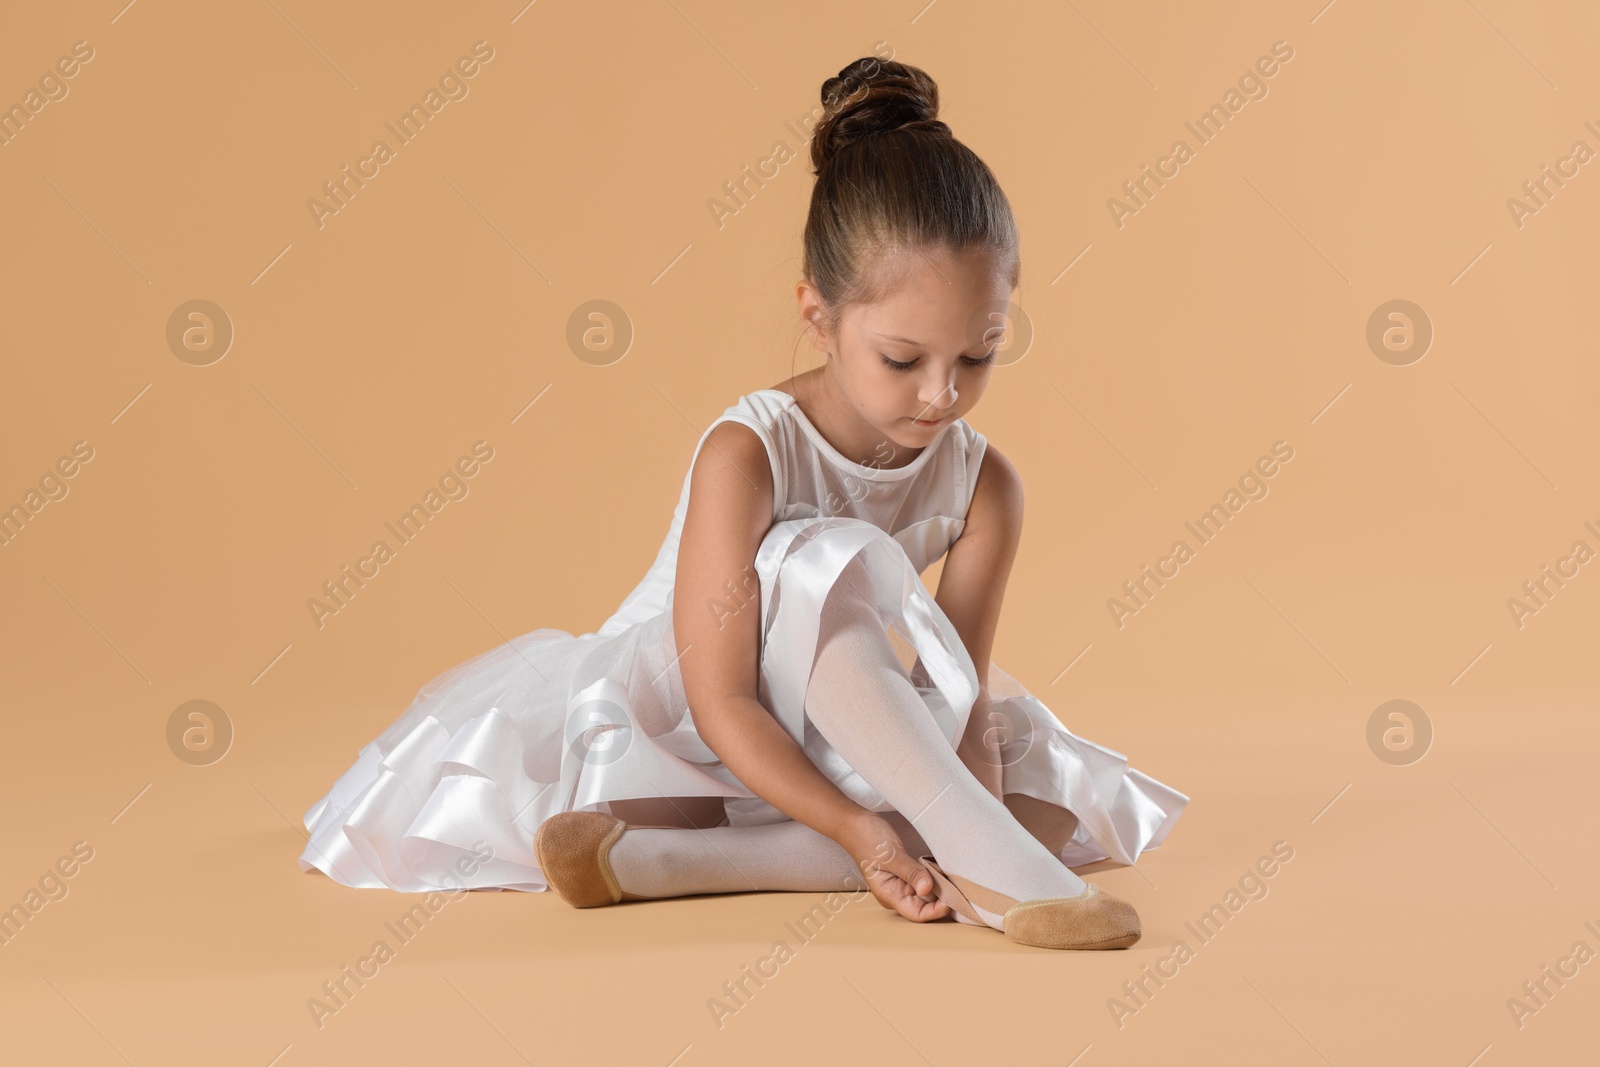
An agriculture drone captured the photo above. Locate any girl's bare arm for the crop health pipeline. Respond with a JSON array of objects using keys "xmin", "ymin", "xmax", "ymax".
[
  {"xmin": 672, "ymin": 421, "xmax": 867, "ymax": 840},
  {"xmin": 927, "ymin": 443, "xmax": 1027, "ymax": 797}
]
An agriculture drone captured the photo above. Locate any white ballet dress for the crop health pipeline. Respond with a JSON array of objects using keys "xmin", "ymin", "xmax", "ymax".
[{"xmin": 299, "ymin": 388, "xmax": 1188, "ymax": 891}]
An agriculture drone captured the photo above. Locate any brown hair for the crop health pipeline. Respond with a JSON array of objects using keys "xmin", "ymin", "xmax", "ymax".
[{"xmin": 802, "ymin": 57, "xmax": 1020, "ymax": 336}]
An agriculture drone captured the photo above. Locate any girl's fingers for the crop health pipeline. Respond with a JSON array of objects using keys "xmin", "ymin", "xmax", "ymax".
[
  {"xmin": 883, "ymin": 872, "xmax": 949, "ymax": 922},
  {"xmin": 870, "ymin": 870, "xmax": 921, "ymax": 921},
  {"xmin": 861, "ymin": 847, "xmax": 951, "ymax": 922},
  {"xmin": 887, "ymin": 855, "xmax": 932, "ymax": 896},
  {"xmin": 900, "ymin": 862, "xmax": 930, "ymax": 898}
]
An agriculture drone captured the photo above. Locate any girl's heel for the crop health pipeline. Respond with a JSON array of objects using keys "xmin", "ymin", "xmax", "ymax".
[
  {"xmin": 534, "ymin": 811, "xmax": 628, "ymax": 908},
  {"xmin": 534, "ymin": 811, "xmax": 702, "ymax": 907},
  {"xmin": 919, "ymin": 855, "xmax": 1141, "ymax": 950}
]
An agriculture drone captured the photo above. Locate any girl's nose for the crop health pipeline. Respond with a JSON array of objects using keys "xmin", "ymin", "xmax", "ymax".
[{"xmin": 919, "ymin": 375, "xmax": 957, "ymax": 411}]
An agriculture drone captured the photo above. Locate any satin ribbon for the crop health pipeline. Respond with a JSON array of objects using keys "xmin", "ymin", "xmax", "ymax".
[{"xmin": 755, "ymin": 516, "xmax": 979, "ymax": 750}]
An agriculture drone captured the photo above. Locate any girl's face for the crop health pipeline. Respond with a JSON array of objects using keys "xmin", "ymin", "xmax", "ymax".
[{"xmin": 802, "ymin": 245, "xmax": 1015, "ymax": 455}]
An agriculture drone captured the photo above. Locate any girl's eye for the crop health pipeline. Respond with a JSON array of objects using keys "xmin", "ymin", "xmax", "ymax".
[{"xmin": 879, "ymin": 351, "xmax": 996, "ymax": 372}]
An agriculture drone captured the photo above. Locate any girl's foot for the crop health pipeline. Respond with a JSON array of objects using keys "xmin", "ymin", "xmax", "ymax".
[
  {"xmin": 533, "ymin": 811, "xmax": 628, "ymax": 907},
  {"xmin": 919, "ymin": 856, "xmax": 1141, "ymax": 950}
]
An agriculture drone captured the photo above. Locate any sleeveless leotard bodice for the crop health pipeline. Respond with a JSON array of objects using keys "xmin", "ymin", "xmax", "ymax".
[{"xmin": 597, "ymin": 388, "xmax": 988, "ymax": 639}]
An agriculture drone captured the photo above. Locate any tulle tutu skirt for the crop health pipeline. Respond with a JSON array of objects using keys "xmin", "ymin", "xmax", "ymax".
[{"xmin": 299, "ymin": 516, "xmax": 1188, "ymax": 891}]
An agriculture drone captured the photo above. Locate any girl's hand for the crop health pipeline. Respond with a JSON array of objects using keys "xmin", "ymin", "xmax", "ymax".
[{"xmin": 834, "ymin": 811, "xmax": 951, "ymax": 923}]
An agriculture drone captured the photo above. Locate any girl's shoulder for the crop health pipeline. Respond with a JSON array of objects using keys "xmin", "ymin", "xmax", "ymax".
[{"xmin": 712, "ymin": 386, "xmax": 794, "ymax": 432}]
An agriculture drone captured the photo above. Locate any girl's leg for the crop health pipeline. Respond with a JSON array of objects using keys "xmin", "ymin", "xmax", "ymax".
[
  {"xmin": 601, "ymin": 798, "xmax": 1073, "ymax": 903},
  {"xmin": 603, "ymin": 795, "xmax": 863, "ymax": 898},
  {"xmin": 606, "ymin": 819, "xmax": 867, "ymax": 898},
  {"xmin": 800, "ymin": 560, "xmax": 1088, "ymax": 930},
  {"xmin": 602, "ymin": 802, "xmax": 936, "ymax": 899}
]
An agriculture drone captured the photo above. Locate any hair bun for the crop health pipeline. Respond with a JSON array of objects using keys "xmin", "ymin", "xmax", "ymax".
[{"xmin": 811, "ymin": 58, "xmax": 951, "ymax": 175}]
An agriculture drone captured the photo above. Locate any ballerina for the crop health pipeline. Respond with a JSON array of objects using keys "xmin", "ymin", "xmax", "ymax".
[{"xmin": 300, "ymin": 56, "xmax": 1187, "ymax": 950}]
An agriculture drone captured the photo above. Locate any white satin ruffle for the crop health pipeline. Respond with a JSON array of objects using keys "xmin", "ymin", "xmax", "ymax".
[{"xmin": 299, "ymin": 516, "xmax": 1187, "ymax": 891}]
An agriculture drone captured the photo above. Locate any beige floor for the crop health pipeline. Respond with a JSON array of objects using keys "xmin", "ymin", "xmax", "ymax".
[{"xmin": 4, "ymin": 681, "xmax": 1594, "ymax": 1065}]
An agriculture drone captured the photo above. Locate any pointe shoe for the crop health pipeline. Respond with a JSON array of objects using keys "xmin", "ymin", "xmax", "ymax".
[
  {"xmin": 918, "ymin": 855, "xmax": 1141, "ymax": 950},
  {"xmin": 534, "ymin": 811, "xmax": 627, "ymax": 908}
]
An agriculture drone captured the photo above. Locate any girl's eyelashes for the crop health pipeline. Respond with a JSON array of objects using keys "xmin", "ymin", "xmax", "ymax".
[{"xmin": 879, "ymin": 352, "xmax": 997, "ymax": 372}]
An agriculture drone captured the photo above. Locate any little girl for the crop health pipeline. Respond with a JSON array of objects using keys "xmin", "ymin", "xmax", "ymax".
[{"xmin": 300, "ymin": 58, "xmax": 1187, "ymax": 950}]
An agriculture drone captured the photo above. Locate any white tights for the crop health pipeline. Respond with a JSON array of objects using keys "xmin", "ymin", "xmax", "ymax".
[{"xmin": 605, "ymin": 560, "xmax": 1086, "ymax": 930}]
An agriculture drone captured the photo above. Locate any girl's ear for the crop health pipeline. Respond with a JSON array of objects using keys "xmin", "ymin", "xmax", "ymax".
[{"xmin": 796, "ymin": 280, "xmax": 834, "ymax": 356}]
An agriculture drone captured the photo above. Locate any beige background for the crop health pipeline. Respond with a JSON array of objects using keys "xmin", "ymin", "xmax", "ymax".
[{"xmin": 2, "ymin": 0, "xmax": 1596, "ymax": 1063}]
